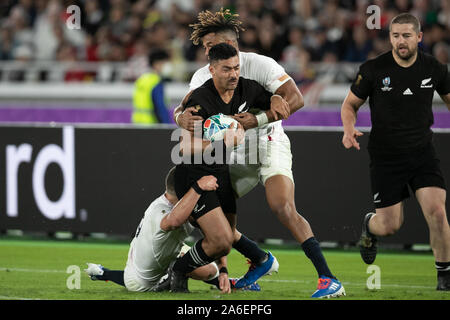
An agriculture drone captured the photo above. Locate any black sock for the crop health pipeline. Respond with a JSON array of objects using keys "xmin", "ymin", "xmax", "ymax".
[
  {"xmin": 173, "ymin": 239, "xmax": 215, "ymax": 274},
  {"xmin": 98, "ymin": 269, "xmax": 125, "ymax": 287},
  {"xmin": 301, "ymin": 237, "xmax": 334, "ymax": 279},
  {"xmin": 204, "ymin": 277, "xmax": 220, "ymax": 289},
  {"xmin": 233, "ymin": 234, "xmax": 267, "ymax": 265},
  {"xmin": 436, "ymin": 261, "xmax": 450, "ymax": 276}
]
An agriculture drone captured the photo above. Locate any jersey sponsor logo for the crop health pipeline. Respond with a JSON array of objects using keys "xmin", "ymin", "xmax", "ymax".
[
  {"xmin": 355, "ymin": 74, "xmax": 363, "ymax": 86},
  {"xmin": 403, "ymin": 88, "xmax": 413, "ymax": 95},
  {"xmin": 420, "ymin": 78, "xmax": 433, "ymax": 88},
  {"xmin": 381, "ymin": 77, "xmax": 392, "ymax": 91}
]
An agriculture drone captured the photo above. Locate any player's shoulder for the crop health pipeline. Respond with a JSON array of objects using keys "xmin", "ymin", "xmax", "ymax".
[
  {"xmin": 240, "ymin": 51, "xmax": 279, "ymax": 66},
  {"xmin": 190, "ymin": 79, "xmax": 214, "ymax": 98},
  {"xmin": 360, "ymin": 51, "xmax": 392, "ymax": 71},
  {"xmin": 186, "ymin": 79, "xmax": 216, "ymax": 109},
  {"xmin": 239, "ymin": 76, "xmax": 267, "ymax": 91},
  {"xmin": 417, "ymin": 50, "xmax": 445, "ymax": 68}
]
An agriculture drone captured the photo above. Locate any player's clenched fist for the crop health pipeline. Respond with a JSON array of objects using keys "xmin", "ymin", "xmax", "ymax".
[{"xmin": 197, "ymin": 175, "xmax": 219, "ymax": 191}]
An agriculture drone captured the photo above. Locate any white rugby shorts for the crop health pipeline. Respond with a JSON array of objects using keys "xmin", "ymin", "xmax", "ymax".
[
  {"xmin": 230, "ymin": 132, "xmax": 293, "ymax": 198},
  {"xmin": 123, "ymin": 243, "xmax": 191, "ymax": 292}
]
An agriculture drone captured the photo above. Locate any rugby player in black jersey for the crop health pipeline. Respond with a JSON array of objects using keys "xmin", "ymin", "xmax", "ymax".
[
  {"xmin": 168, "ymin": 43, "xmax": 281, "ymax": 292},
  {"xmin": 341, "ymin": 13, "xmax": 450, "ymax": 290}
]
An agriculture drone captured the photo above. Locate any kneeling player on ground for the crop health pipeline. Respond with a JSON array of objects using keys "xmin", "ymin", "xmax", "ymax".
[{"xmin": 85, "ymin": 168, "xmax": 260, "ymax": 292}]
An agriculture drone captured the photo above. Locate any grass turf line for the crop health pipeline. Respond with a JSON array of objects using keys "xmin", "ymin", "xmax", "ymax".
[{"xmin": 0, "ymin": 239, "xmax": 448, "ymax": 300}]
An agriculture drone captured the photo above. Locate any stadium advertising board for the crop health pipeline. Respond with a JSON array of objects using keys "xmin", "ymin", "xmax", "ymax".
[{"xmin": 0, "ymin": 125, "xmax": 449, "ymax": 245}]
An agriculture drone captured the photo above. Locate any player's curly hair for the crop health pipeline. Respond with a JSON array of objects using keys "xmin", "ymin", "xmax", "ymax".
[{"xmin": 189, "ymin": 8, "xmax": 245, "ymax": 45}]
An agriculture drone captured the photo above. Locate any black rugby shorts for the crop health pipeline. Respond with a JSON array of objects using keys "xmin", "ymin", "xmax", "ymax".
[
  {"xmin": 369, "ymin": 143, "xmax": 446, "ymax": 209},
  {"xmin": 174, "ymin": 164, "xmax": 236, "ymax": 220}
]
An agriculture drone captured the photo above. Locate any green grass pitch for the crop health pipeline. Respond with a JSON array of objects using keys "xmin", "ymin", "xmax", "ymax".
[{"xmin": 0, "ymin": 238, "xmax": 448, "ymax": 300}]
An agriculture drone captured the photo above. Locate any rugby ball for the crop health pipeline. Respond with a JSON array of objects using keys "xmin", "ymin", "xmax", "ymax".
[{"xmin": 203, "ymin": 113, "xmax": 239, "ymax": 142}]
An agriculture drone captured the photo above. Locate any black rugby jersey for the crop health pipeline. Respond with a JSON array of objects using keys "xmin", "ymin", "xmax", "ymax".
[
  {"xmin": 182, "ymin": 77, "xmax": 272, "ymax": 169},
  {"xmin": 351, "ymin": 50, "xmax": 450, "ymax": 155}
]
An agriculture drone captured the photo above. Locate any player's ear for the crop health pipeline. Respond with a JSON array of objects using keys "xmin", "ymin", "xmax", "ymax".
[
  {"xmin": 417, "ymin": 31, "xmax": 423, "ymax": 42},
  {"xmin": 209, "ymin": 65, "xmax": 215, "ymax": 76}
]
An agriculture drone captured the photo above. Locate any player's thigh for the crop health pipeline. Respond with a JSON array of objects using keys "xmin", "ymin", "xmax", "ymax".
[
  {"xmin": 264, "ymin": 174, "xmax": 296, "ymax": 212},
  {"xmin": 225, "ymin": 212, "xmax": 237, "ymax": 231},
  {"xmin": 197, "ymin": 207, "xmax": 234, "ymax": 250},
  {"xmin": 415, "ymin": 186, "xmax": 447, "ymax": 223}
]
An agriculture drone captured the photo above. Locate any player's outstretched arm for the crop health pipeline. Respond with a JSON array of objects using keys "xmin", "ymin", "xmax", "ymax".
[
  {"xmin": 160, "ymin": 176, "xmax": 218, "ymax": 231},
  {"xmin": 341, "ymin": 91, "xmax": 366, "ymax": 151}
]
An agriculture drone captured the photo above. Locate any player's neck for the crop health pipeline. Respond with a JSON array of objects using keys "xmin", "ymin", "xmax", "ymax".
[
  {"xmin": 219, "ymin": 89, "xmax": 234, "ymax": 103},
  {"xmin": 392, "ymin": 50, "xmax": 418, "ymax": 68},
  {"xmin": 214, "ymin": 82, "xmax": 235, "ymax": 103}
]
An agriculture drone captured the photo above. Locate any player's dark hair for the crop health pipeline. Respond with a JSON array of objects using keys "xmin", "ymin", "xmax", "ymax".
[
  {"xmin": 390, "ymin": 13, "xmax": 421, "ymax": 34},
  {"xmin": 208, "ymin": 43, "xmax": 238, "ymax": 64},
  {"xmin": 189, "ymin": 8, "xmax": 245, "ymax": 45},
  {"xmin": 165, "ymin": 166, "xmax": 176, "ymax": 196},
  {"xmin": 149, "ymin": 49, "xmax": 169, "ymax": 67}
]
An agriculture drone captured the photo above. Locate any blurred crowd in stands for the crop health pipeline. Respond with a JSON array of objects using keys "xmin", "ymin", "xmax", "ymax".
[{"xmin": 0, "ymin": 0, "xmax": 449, "ymax": 83}]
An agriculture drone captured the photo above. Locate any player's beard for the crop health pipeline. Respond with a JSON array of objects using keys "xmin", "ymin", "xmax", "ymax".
[
  {"xmin": 395, "ymin": 44, "xmax": 417, "ymax": 61},
  {"xmin": 227, "ymin": 78, "xmax": 238, "ymax": 89}
]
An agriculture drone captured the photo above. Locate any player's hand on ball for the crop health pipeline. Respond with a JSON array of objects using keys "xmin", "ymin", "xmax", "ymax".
[
  {"xmin": 232, "ymin": 112, "xmax": 257, "ymax": 130},
  {"xmin": 224, "ymin": 122, "xmax": 245, "ymax": 148},
  {"xmin": 197, "ymin": 176, "xmax": 219, "ymax": 191},
  {"xmin": 342, "ymin": 127, "xmax": 363, "ymax": 150},
  {"xmin": 178, "ymin": 107, "xmax": 204, "ymax": 132}
]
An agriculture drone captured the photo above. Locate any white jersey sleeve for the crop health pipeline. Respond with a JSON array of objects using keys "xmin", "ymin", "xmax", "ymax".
[
  {"xmin": 189, "ymin": 65, "xmax": 212, "ymax": 91},
  {"xmin": 239, "ymin": 52, "xmax": 291, "ymax": 93}
]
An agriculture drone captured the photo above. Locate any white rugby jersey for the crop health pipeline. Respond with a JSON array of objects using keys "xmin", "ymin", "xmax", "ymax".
[
  {"xmin": 127, "ymin": 194, "xmax": 194, "ymax": 283},
  {"xmin": 189, "ymin": 51, "xmax": 291, "ymax": 141}
]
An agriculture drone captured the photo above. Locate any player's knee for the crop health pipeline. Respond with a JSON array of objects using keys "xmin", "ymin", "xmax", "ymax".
[
  {"xmin": 269, "ymin": 199, "xmax": 296, "ymax": 220},
  {"xmin": 426, "ymin": 205, "xmax": 447, "ymax": 227},
  {"xmin": 210, "ymin": 234, "xmax": 233, "ymax": 257},
  {"xmin": 215, "ymin": 241, "xmax": 232, "ymax": 257}
]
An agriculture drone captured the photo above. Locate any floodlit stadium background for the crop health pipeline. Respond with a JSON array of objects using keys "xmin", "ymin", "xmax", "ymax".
[{"xmin": 0, "ymin": 0, "xmax": 449, "ymax": 247}]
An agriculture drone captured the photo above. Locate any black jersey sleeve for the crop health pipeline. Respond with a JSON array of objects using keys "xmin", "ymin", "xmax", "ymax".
[
  {"xmin": 435, "ymin": 62, "xmax": 450, "ymax": 95},
  {"xmin": 350, "ymin": 62, "xmax": 373, "ymax": 100}
]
